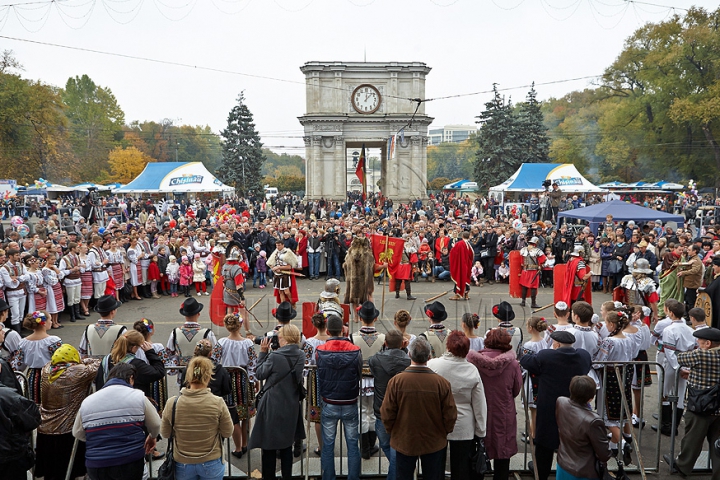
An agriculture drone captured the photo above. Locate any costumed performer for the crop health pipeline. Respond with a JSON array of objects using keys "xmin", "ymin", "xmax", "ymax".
[
  {"xmin": 267, "ymin": 238, "xmax": 299, "ymax": 306},
  {"xmin": 343, "ymin": 236, "xmax": 386, "ymax": 321},
  {"xmin": 699, "ymin": 256, "xmax": 720, "ymax": 329},
  {"xmin": 221, "ymin": 242, "xmax": 250, "ymax": 334},
  {"xmin": 658, "ymin": 243, "xmax": 685, "ymax": 319},
  {"xmin": 559, "ymin": 245, "xmax": 592, "ymax": 307},
  {"xmin": 618, "ymin": 258, "xmax": 659, "ymax": 323},
  {"xmin": 449, "ymin": 230, "xmax": 474, "ymax": 301},
  {"xmin": 518, "ymin": 236, "xmax": 546, "ymax": 308}
]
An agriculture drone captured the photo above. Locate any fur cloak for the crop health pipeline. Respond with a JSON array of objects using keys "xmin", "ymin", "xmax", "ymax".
[{"xmin": 343, "ymin": 237, "xmax": 375, "ymax": 305}]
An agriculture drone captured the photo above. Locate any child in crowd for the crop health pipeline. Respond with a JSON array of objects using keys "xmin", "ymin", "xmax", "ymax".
[
  {"xmin": 544, "ymin": 301, "xmax": 573, "ymax": 348},
  {"xmin": 628, "ymin": 305, "xmax": 652, "ymax": 429},
  {"xmin": 256, "ymin": 251, "xmax": 267, "ymax": 289},
  {"xmin": 471, "ymin": 261, "xmax": 484, "ymax": 286},
  {"xmin": 157, "ymin": 246, "xmax": 169, "ymax": 296},
  {"xmin": 496, "ymin": 262, "xmax": 510, "ymax": 283},
  {"xmin": 147, "ymin": 255, "xmax": 161, "ymax": 299},
  {"xmin": 192, "ymin": 253, "xmax": 208, "ymax": 296},
  {"xmin": 179, "ymin": 255, "xmax": 193, "ymax": 297},
  {"xmin": 522, "ymin": 316, "xmax": 549, "ymax": 442},
  {"xmin": 166, "ymin": 255, "xmax": 179, "ymax": 297},
  {"xmin": 542, "ymin": 247, "xmax": 555, "ymax": 288}
]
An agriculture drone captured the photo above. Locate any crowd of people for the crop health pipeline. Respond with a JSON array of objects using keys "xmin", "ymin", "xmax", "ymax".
[{"xmin": 0, "ymin": 187, "xmax": 719, "ymax": 480}]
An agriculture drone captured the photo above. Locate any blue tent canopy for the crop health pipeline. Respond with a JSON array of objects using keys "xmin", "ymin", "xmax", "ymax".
[
  {"xmin": 115, "ymin": 162, "xmax": 233, "ymax": 194},
  {"xmin": 558, "ymin": 200, "xmax": 684, "ymax": 232}
]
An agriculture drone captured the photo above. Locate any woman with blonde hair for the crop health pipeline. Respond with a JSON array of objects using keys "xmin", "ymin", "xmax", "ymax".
[
  {"xmin": 249, "ymin": 324, "xmax": 306, "ymax": 480},
  {"xmin": 94, "ymin": 329, "xmax": 165, "ymax": 395},
  {"xmin": 217, "ymin": 313, "xmax": 257, "ymax": 458},
  {"xmin": 161, "ymin": 356, "xmax": 234, "ymax": 480}
]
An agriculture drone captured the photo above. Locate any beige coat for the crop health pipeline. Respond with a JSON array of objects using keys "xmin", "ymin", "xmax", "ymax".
[{"xmin": 681, "ymin": 254, "xmax": 703, "ymax": 289}]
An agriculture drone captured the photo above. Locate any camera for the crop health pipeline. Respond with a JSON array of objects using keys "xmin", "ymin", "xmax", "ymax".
[
  {"xmin": 541, "ymin": 179, "xmax": 552, "ymax": 189},
  {"xmin": 254, "ymin": 332, "xmax": 280, "ymax": 350}
]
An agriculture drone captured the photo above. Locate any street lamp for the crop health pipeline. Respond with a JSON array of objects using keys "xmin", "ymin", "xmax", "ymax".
[{"xmin": 352, "ymin": 151, "xmax": 359, "ymax": 169}]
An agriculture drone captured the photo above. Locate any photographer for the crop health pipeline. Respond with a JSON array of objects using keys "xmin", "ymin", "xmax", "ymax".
[
  {"xmin": 547, "ymin": 182, "xmax": 563, "ymax": 222},
  {"xmin": 248, "ymin": 324, "xmax": 306, "ymax": 480}
]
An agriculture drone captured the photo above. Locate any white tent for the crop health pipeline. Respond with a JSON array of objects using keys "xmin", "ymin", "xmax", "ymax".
[
  {"xmin": 115, "ymin": 162, "xmax": 234, "ymax": 195},
  {"xmin": 489, "ymin": 163, "xmax": 605, "ymax": 194}
]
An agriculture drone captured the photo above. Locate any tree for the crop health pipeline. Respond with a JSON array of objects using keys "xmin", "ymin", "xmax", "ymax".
[
  {"xmin": 262, "ymin": 149, "xmax": 305, "ymax": 176},
  {"xmin": 474, "ymin": 84, "xmax": 521, "ymax": 191},
  {"xmin": 427, "ymin": 139, "xmax": 476, "ymax": 180},
  {"xmin": 108, "ymin": 146, "xmax": 152, "ymax": 183},
  {"xmin": 62, "ymin": 75, "xmax": 125, "ymax": 180},
  {"xmin": 516, "ymin": 83, "xmax": 550, "ymax": 164},
  {"xmin": 218, "ymin": 93, "xmax": 266, "ymax": 196}
]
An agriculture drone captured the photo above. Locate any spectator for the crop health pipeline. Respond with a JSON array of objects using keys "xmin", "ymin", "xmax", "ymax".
[
  {"xmin": 73, "ymin": 363, "xmax": 161, "ymax": 480},
  {"xmin": 316, "ymin": 314, "xmax": 362, "ymax": 480},
  {"xmin": 556, "ymin": 375, "xmax": 612, "ymax": 480},
  {"xmin": 381, "ymin": 336, "xmax": 457, "ymax": 480},
  {"xmin": 428, "ymin": 331, "xmax": 487, "ymax": 480},
  {"xmin": 467, "ymin": 328, "xmax": 522, "ymax": 480}
]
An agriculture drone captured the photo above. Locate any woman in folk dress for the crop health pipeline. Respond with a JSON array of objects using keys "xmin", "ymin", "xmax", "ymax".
[
  {"xmin": 78, "ymin": 242, "xmax": 93, "ymax": 316},
  {"xmin": 305, "ymin": 312, "xmax": 329, "ymax": 456},
  {"xmin": 127, "ymin": 236, "xmax": 144, "ymax": 301},
  {"xmin": 23, "ymin": 255, "xmax": 46, "ymax": 314},
  {"xmin": 106, "ymin": 239, "xmax": 126, "ymax": 301},
  {"xmin": 42, "ymin": 254, "xmax": 66, "ymax": 329},
  {"xmin": 12, "ymin": 311, "xmax": 62, "ymax": 403}
]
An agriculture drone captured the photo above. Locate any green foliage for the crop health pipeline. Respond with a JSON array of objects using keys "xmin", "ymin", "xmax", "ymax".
[
  {"xmin": 516, "ymin": 83, "xmax": 550, "ymax": 164},
  {"xmin": 429, "ymin": 177, "xmax": 452, "ymax": 190},
  {"xmin": 264, "ymin": 175, "xmax": 305, "ymax": 192},
  {"xmin": 62, "ymin": 75, "xmax": 125, "ymax": 180},
  {"xmin": 218, "ymin": 93, "xmax": 266, "ymax": 196},
  {"xmin": 262, "ymin": 148, "xmax": 305, "ymax": 177},
  {"xmin": 427, "ymin": 139, "xmax": 475, "ymax": 180}
]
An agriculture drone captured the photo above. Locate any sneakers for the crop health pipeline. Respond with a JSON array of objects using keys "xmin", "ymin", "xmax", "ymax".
[
  {"xmin": 632, "ymin": 414, "xmax": 645, "ymax": 429},
  {"xmin": 622, "ymin": 438, "xmax": 633, "ymax": 465},
  {"xmin": 197, "ymin": 292, "xmax": 202, "ymax": 297},
  {"xmin": 204, "ymin": 292, "xmax": 210, "ymax": 296}
]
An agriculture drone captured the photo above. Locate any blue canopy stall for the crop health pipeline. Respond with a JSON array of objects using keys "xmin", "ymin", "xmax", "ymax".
[{"xmin": 557, "ymin": 200, "xmax": 685, "ymax": 234}]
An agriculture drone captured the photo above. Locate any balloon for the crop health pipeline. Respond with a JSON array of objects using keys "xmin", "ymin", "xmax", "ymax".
[
  {"xmin": 10, "ymin": 216, "xmax": 23, "ymax": 227},
  {"xmin": 98, "ymin": 227, "xmax": 106, "ymax": 234},
  {"xmin": 17, "ymin": 224, "xmax": 29, "ymax": 238},
  {"xmin": 512, "ymin": 218, "xmax": 523, "ymax": 230},
  {"xmin": 169, "ymin": 219, "xmax": 177, "ymax": 228}
]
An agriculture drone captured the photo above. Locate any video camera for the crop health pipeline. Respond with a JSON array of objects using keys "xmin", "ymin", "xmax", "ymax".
[
  {"xmin": 541, "ymin": 179, "xmax": 552, "ymax": 190},
  {"xmin": 253, "ymin": 331, "xmax": 280, "ymax": 350},
  {"xmin": 86, "ymin": 187, "xmax": 99, "ymax": 206}
]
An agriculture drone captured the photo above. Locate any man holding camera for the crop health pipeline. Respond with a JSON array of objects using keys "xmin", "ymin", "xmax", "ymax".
[{"xmin": 547, "ymin": 182, "xmax": 563, "ymax": 222}]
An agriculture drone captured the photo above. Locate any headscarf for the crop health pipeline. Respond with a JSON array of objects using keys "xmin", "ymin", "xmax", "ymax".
[{"xmin": 49, "ymin": 344, "xmax": 81, "ymax": 383}]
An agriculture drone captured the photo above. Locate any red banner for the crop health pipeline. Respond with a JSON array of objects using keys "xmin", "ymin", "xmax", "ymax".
[
  {"xmin": 372, "ymin": 234, "xmax": 405, "ymax": 288},
  {"xmin": 355, "ymin": 144, "xmax": 367, "ymax": 201}
]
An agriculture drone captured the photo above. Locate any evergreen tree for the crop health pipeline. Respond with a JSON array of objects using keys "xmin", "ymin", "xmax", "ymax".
[
  {"xmin": 218, "ymin": 93, "xmax": 266, "ymax": 197},
  {"xmin": 517, "ymin": 83, "xmax": 550, "ymax": 164},
  {"xmin": 474, "ymin": 84, "xmax": 521, "ymax": 190}
]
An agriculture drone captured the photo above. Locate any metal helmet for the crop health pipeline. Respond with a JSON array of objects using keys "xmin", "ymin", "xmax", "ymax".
[
  {"xmin": 632, "ymin": 258, "xmax": 653, "ymax": 274},
  {"xmin": 529, "ymin": 236, "xmax": 540, "ymax": 245},
  {"xmin": 225, "ymin": 240, "xmax": 242, "ymax": 261},
  {"xmin": 570, "ymin": 245, "xmax": 584, "ymax": 257}
]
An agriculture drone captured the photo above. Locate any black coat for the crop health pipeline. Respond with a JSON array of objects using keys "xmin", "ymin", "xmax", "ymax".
[
  {"xmin": 0, "ymin": 383, "xmax": 40, "ymax": 463},
  {"xmin": 520, "ymin": 347, "xmax": 592, "ymax": 449}
]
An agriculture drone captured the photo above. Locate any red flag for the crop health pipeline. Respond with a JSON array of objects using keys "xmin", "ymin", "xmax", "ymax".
[
  {"xmin": 355, "ymin": 144, "xmax": 367, "ymax": 201},
  {"xmin": 371, "ymin": 234, "xmax": 405, "ymax": 289}
]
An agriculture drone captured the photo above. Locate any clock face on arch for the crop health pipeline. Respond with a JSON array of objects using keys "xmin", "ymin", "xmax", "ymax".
[{"xmin": 351, "ymin": 84, "xmax": 381, "ymax": 114}]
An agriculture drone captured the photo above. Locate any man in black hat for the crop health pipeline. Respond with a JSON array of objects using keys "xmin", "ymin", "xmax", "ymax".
[
  {"xmin": 664, "ymin": 327, "xmax": 720, "ymax": 476},
  {"xmin": 78, "ymin": 294, "xmax": 127, "ymax": 358},
  {"xmin": 166, "ymin": 297, "xmax": 217, "ymax": 365},
  {"xmin": 520, "ymin": 330, "xmax": 592, "ymax": 480},
  {"xmin": 419, "ymin": 302, "xmax": 448, "ymax": 359},
  {"xmin": 351, "ymin": 301, "xmax": 384, "ymax": 459}
]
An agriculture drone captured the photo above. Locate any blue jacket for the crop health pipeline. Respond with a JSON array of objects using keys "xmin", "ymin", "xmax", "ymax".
[{"xmin": 316, "ymin": 337, "xmax": 362, "ymax": 405}]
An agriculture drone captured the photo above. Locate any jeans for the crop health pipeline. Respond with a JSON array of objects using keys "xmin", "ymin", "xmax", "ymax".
[
  {"xmin": 375, "ymin": 418, "xmax": 396, "ymax": 480},
  {"xmin": 308, "ymin": 252, "xmax": 321, "ymax": 278},
  {"xmin": 170, "ymin": 282, "xmax": 178, "ymax": 294},
  {"xmin": 434, "ymin": 266, "xmax": 450, "ymax": 281},
  {"xmin": 396, "ymin": 447, "xmax": 446, "ymax": 480},
  {"xmin": 327, "ymin": 253, "xmax": 341, "ymax": 279},
  {"xmin": 175, "ymin": 458, "xmax": 225, "ymax": 480},
  {"xmin": 321, "ymin": 401, "xmax": 361, "ymax": 480}
]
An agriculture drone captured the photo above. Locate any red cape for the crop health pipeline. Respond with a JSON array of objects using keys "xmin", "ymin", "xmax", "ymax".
[
  {"xmin": 556, "ymin": 258, "xmax": 592, "ymax": 305},
  {"xmin": 449, "ymin": 240, "xmax": 473, "ymax": 296}
]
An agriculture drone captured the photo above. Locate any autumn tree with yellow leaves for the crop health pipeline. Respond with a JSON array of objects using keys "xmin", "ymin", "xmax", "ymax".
[{"xmin": 108, "ymin": 146, "xmax": 152, "ymax": 184}]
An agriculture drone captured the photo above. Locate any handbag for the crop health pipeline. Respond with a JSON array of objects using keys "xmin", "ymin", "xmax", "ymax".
[
  {"xmin": 157, "ymin": 394, "xmax": 180, "ymax": 480},
  {"xmin": 608, "ymin": 259, "xmax": 623, "ymax": 274},
  {"xmin": 480, "ymin": 249, "xmax": 490, "ymax": 258},
  {"xmin": 686, "ymin": 384, "xmax": 720, "ymax": 415},
  {"xmin": 470, "ymin": 437, "xmax": 491, "ymax": 476}
]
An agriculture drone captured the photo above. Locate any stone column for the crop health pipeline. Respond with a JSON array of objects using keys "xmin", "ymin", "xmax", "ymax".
[
  {"xmin": 334, "ymin": 136, "xmax": 345, "ymax": 199},
  {"xmin": 312, "ymin": 135, "xmax": 323, "ymax": 199},
  {"xmin": 303, "ymin": 136, "xmax": 313, "ymax": 197}
]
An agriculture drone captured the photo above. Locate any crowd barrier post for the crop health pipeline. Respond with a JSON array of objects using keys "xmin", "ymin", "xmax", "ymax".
[
  {"xmin": 521, "ymin": 374, "xmax": 539, "ymax": 480},
  {"xmin": 65, "ymin": 438, "xmax": 79, "ymax": 480},
  {"xmin": 614, "ymin": 365, "xmax": 647, "ymax": 480}
]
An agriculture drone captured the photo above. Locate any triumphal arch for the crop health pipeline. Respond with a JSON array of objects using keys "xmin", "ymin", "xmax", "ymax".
[{"xmin": 298, "ymin": 61, "xmax": 433, "ymax": 201}]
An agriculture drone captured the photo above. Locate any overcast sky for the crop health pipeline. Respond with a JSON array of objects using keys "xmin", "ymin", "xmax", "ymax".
[{"xmin": 1, "ymin": 0, "xmax": 713, "ymax": 156}]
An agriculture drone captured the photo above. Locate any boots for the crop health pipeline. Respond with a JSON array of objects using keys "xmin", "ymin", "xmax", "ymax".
[
  {"xmin": 531, "ymin": 289, "xmax": 540, "ymax": 309},
  {"xmin": 361, "ymin": 432, "xmax": 379, "ymax": 459},
  {"xmin": 152, "ymin": 290, "xmax": 161, "ymax": 299},
  {"xmin": 68, "ymin": 304, "xmax": 76, "ymax": 323},
  {"xmin": 143, "ymin": 285, "xmax": 152, "ymax": 298},
  {"xmin": 520, "ymin": 287, "xmax": 527, "ymax": 307},
  {"xmin": 651, "ymin": 404, "xmax": 675, "ymax": 436},
  {"xmin": 395, "ymin": 280, "xmax": 401, "ymax": 299},
  {"xmin": 406, "ymin": 282, "xmax": 416, "ymax": 300},
  {"xmin": 74, "ymin": 304, "xmax": 86, "ymax": 319}
]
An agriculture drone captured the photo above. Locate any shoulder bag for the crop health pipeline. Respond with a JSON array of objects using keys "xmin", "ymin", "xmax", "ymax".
[
  {"xmin": 686, "ymin": 384, "xmax": 720, "ymax": 415},
  {"xmin": 470, "ymin": 437, "xmax": 491, "ymax": 475},
  {"xmin": 157, "ymin": 394, "xmax": 180, "ymax": 480}
]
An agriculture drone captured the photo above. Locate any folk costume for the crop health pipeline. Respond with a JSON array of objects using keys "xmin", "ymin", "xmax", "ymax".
[
  {"xmin": 392, "ymin": 241, "xmax": 417, "ymax": 300},
  {"xmin": 59, "ymin": 251, "xmax": 84, "ymax": 322},
  {"xmin": 519, "ymin": 237, "xmax": 547, "ymax": 308},
  {"xmin": 449, "ymin": 235, "xmax": 474, "ymax": 301},
  {"xmin": 106, "ymin": 247, "xmax": 126, "ymax": 294},
  {"xmin": 78, "ymin": 296, "xmax": 127, "ymax": 359},
  {"xmin": 221, "ymin": 242, "xmax": 249, "ymax": 314},
  {"xmin": 618, "ymin": 259, "xmax": 659, "ymax": 321},
  {"xmin": 419, "ymin": 302, "xmax": 449, "ymax": 359},
  {"xmin": 1, "ymin": 258, "xmax": 28, "ymax": 332},
  {"xmin": 217, "ymin": 336, "xmax": 257, "ymax": 421},
  {"xmin": 659, "ymin": 250, "xmax": 684, "ymax": 318},
  {"xmin": 267, "ymin": 243, "xmax": 299, "ymax": 305},
  {"xmin": 86, "ymin": 244, "xmax": 109, "ymax": 299}
]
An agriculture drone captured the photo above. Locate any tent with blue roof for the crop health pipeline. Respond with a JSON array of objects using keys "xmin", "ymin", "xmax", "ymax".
[
  {"xmin": 115, "ymin": 162, "xmax": 234, "ymax": 194},
  {"xmin": 489, "ymin": 163, "xmax": 605, "ymax": 193}
]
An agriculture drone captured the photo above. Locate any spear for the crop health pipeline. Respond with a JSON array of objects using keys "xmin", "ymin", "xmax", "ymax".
[{"xmin": 424, "ymin": 289, "xmax": 452, "ymax": 303}]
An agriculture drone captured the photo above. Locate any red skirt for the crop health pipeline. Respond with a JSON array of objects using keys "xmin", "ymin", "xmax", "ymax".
[
  {"xmin": 52, "ymin": 282, "xmax": 65, "ymax": 312},
  {"xmin": 80, "ymin": 272, "xmax": 93, "ymax": 299},
  {"xmin": 34, "ymin": 291, "xmax": 47, "ymax": 311},
  {"xmin": 110, "ymin": 264, "xmax": 124, "ymax": 290}
]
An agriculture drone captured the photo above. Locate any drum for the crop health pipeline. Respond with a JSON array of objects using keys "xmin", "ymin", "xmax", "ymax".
[{"xmin": 695, "ymin": 291, "xmax": 712, "ymax": 326}]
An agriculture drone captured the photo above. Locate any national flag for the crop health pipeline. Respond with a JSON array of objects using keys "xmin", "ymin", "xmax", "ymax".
[
  {"xmin": 387, "ymin": 135, "xmax": 396, "ymax": 162},
  {"xmin": 371, "ymin": 234, "xmax": 405, "ymax": 290},
  {"xmin": 355, "ymin": 144, "xmax": 367, "ymax": 201}
]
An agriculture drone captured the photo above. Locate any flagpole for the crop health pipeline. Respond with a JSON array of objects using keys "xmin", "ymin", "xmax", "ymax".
[{"xmin": 381, "ymin": 234, "xmax": 389, "ymax": 318}]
